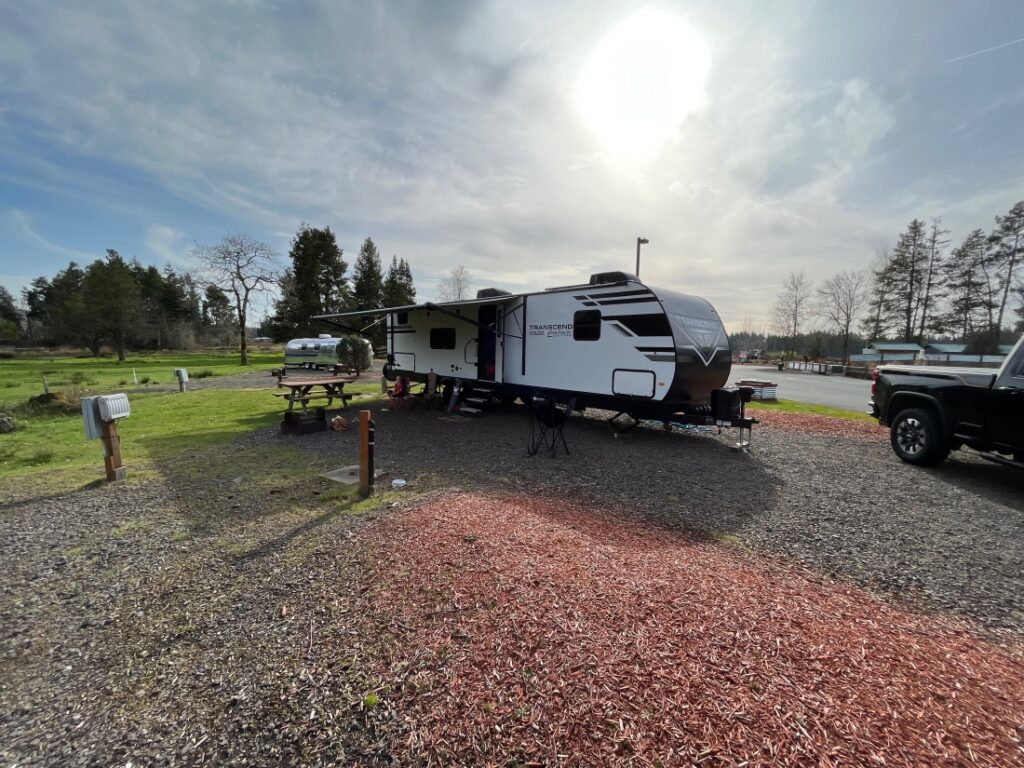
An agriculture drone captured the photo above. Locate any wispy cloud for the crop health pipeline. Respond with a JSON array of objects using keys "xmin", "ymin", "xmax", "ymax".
[
  {"xmin": 945, "ymin": 36, "xmax": 1024, "ymax": 64},
  {"xmin": 4, "ymin": 209, "xmax": 97, "ymax": 262},
  {"xmin": 0, "ymin": 2, "xmax": 1021, "ymax": 326}
]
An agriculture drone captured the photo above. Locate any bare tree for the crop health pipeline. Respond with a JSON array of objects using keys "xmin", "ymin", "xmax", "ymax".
[
  {"xmin": 438, "ymin": 265, "xmax": 472, "ymax": 302},
  {"xmin": 772, "ymin": 271, "xmax": 812, "ymax": 360},
  {"xmin": 194, "ymin": 234, "xmax": 278, "ymax": 365},
  {"xmin": 817, "ymin": 270, "xmax": 868, "ymax": 365}
]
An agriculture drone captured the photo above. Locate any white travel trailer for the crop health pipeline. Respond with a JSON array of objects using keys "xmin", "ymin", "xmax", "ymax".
[{"xmin": 315, "ymin": 272, "xmax": 741, "ymax": 422}]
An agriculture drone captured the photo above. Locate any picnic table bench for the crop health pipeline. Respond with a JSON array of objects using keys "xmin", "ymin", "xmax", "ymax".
[{"xmin": 273, "ymin": 375, "xmax": 357, "ymax": 413}]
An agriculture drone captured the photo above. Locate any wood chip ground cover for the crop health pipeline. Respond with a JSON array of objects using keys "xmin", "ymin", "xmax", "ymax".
[{"xmin": 363, "ymin": 493, "xmax": 1024, "ymax": 767}]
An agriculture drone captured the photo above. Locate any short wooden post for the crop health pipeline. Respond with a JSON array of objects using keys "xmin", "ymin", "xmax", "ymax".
[
  {"xmin": 358, "ymin": 410, "xmax": 372, "ymax": 498},
  {"xmin": 100, "ymin": 420, "xmax": 126, "ymax": 481}
]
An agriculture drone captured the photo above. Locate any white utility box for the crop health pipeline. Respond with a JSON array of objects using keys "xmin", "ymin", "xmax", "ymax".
[
  {"xmin": 97, "ymin": 393, "xmax": 131, "ymax": 422},
  {"xmin": 173, "ymin": 368, "xmax": 189, "ymax": 383}
]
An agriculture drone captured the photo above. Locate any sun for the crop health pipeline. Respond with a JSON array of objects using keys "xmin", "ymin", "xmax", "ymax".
[{"xmin": 577, "ymin": 9, "xmax": 711, "ymax": 163}]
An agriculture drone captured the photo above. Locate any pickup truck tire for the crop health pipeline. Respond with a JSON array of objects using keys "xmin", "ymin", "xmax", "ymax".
[{"xmin": 890, "ymin": 408, "xmax": 950, "ymax": 466}]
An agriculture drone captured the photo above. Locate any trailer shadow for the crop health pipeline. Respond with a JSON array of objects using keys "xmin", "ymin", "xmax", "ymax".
[{"xmin": 367, "ymin": 403, "xmax": 781, "ymax": 541}]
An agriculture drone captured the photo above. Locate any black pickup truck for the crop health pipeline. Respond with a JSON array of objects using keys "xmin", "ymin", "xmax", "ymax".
[{"xmin": 871, "ymin": 335, "xmax": 1024, "ymax": 468}]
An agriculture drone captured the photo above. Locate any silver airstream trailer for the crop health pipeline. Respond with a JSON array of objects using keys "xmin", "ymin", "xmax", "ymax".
[{"xmin": 283, "ymin": 334, "xmax": 374, "ymax": 370}]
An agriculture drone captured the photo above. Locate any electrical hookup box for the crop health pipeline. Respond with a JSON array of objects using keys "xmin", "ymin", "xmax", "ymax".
[{"xmin": 82, "ymin": 394, "xmax": 131, "ymax": 439}]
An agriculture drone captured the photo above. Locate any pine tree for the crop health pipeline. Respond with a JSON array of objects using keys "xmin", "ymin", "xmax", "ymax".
[
  {"xmin": 383, "ymin": 256, "xmax": 417, "ymax": 308},
  {"xmin": 351, "ymin": 238, "xmax": 385, "ymax": 349},
  {"xmin": 887, "ymin": 219, "xmax": 929, "ymax": 342},
  {"xmin": 83, "ymin": 250, "xmax": 140, "ymax": 361},
  {"xmin": 270, "ymin": 224, "xmax": 348, "ymax": 338},
  {"xmin": 989, "ymin": 200, "xmax": 1024, "ymax": 341},
  {"xmin": 942, "ymin": 230, "xmax": 991, "ymax": 343},
  {"xmin": 916, "ymin": 218, "xmax": 948, "ymax": 341},
  {"xmin": 861, "ymin": 248, "xmax": 897, "ymax": 341},
  {"xmin": 351, "ymin": 238, "xmax": 384, "ymax": 311}
]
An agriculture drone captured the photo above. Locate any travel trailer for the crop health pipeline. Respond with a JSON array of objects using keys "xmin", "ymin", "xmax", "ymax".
[
  {"xmin": 284, "ymin": 334, "xmax": 371, "ymax": 370},
  {"xmin": 315, "ymin": 272, "xmax": 741, "ymax": 423}
]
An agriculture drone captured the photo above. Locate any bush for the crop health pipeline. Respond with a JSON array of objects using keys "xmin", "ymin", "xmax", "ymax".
[
  {"xmin": 139, "ymin": 376, "xmax": 151, "ymax": 384},
  {"xmin": 24, "ymin": 391, "xmax": 80, "ymax": 415},
  {"xmin": 336, "ymin": 336, "xmax": 373, "ymax": 374},
  {"xmin": 192, "ymin": 369, "xmax": 214, "ymax": 379}
]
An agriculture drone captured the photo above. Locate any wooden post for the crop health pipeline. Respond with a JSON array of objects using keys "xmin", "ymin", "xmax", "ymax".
[
  {"xmin": 358, "ymin": 410, "xmax": 371, "ymax": 498},
  {"xmin": 100, "ymin": 420, "xmax": 126, "ymax": 481}
]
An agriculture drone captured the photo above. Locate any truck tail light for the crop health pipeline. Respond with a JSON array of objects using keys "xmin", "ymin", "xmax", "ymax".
[{"xmin": 870, "ymin": 368, "xmax": 879, "ymax": 396}]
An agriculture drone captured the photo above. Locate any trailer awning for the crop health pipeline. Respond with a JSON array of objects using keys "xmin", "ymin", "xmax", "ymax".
[{"xmin": 312, "ymin": 294, "xmax": 523, "ymax": 322}]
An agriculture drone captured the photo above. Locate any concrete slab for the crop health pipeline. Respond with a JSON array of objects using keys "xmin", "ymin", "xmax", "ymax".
[{"xmin": 321, "ymin": 465, "xmax": 386, "ymax": 484}]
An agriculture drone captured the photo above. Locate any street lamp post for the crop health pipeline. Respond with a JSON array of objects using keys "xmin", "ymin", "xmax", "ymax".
[{"xmin": 635, "ymin": 237, "xmax": 649, "ymax": 277}]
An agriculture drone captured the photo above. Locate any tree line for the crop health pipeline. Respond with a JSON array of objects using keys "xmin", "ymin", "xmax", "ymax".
[
  {"xmin": 2, "ymin": 224, "xmax": 417, "ymax": 365},
  {"xmin": 773, "ymin": 200, "xmax": 1024, "ymax": 362}
]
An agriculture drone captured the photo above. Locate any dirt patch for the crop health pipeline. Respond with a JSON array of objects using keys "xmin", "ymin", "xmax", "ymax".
[{"xmin": 363, "ymin": 492, "xmax": 1024, "ymax": 767}]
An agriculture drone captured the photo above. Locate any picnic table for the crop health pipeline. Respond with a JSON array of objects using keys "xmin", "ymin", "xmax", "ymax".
[{"xmin": 274, "ymin": 374, "xmax": 357, "ymax": 413}]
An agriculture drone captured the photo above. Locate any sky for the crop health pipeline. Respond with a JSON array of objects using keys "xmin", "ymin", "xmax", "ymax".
[{"xmin": 1, "ymin": 0, "xmax": 1023, "ymax": 330}]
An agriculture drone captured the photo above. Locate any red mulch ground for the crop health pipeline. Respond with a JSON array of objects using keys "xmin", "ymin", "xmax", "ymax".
[
  {"xmin": 363, "ymin": 493, "xmax": 1023, "ymax": 767},
  {"xmin": 750, "ymin": 409, "xmax": 885, "ymax": 440}
]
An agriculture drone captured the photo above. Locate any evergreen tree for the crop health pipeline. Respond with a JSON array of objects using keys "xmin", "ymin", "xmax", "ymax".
[
  {"xmin": 351, "ymin": 238, "xmax": 385, "ymax": 348},
  {"xmin": 383, "ymin": 256, "xmax": 417, "ymax": 307},
  {"xmin": 270, "ymin": 224, "xmax": 348, "ymax": 339},
  {"xmin": 83, "ymin": 250, "xmax": 140, "ymax": 361},
  {"xmin": 942, "ymin": 230, "xmax": 991, "ymax": 343},
  {"xmin": 916, "ymin": 218, "xmax": 948, "ymax": 341},
  {"xmin": 887, "ymin": 219, "xmax": 929, "ymax": 342},
  {"xmin": 861, "ymin": 248, "xmax": 897, "ymax": 341},
  {"xmin": 988, "ymin": 200, "xmax": 1024, "ymax": 340},
  {"xmin": 0, "ymin": 286, "xmax": 17, "ymax": 324}
]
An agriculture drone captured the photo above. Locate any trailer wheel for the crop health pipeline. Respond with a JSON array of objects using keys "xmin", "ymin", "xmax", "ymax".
[{"xmin": 890, "ymin": 408, "xmax": 949, "ymax": 466}]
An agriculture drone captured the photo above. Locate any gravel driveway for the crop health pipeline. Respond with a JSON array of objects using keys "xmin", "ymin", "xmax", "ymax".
[{"xmin": 1, "ymin": 397, "xmax": 1021, "ymax": 764}]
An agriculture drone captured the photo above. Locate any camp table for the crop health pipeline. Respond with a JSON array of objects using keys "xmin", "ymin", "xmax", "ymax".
[{"xmin": 274, "ymin": 374, "xmax": 357, "ymax": 413}]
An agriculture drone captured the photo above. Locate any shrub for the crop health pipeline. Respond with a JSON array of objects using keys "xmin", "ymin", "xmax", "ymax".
[
  {"xmin": 25, "ymin": 391, "xmax": 80, "ymax": 415},
  {"xmin": 337, "ymin": 336, "xmax": 373, "ymax": 374},
  {"xmin": 192, "ymin": 369, "xmax": 215, "ymax": 379},
  {"xmin": 28, "ymin": 449, "xmax": 54, "ymax": 465},
  {"xmin": 139, "ymin": 376, "xmax": 151, "ymax": 384}
]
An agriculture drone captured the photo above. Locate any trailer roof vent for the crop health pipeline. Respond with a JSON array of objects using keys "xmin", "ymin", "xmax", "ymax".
[
  {"xmin": 589, "ymin": 271, "xmax": 637, "ymax": 286},
  {"xmin": 476, "ymin": 287, "xmax": 512, "ymax": 298},
  {"xmin": 317, "ymin": 333, "xmax": 333, "ymax": 339}
]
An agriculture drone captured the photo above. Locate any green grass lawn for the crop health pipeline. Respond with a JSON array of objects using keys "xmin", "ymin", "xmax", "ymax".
[
  {"xmin": 746, "ymin": 398, "xmax": 876, "ymax": 423},
  {"xmin": 0, "ymin": 354, "xmax": 385, "ymax": 493},
  {"xmin": 0, "ymin": 350, "xmax": 283, "ymax": 409}
]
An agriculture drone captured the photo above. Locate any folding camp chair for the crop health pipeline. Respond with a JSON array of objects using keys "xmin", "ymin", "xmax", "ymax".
[
  {"xmin": 409, "ymin": 371, "xmax": 439, "ymax": 411},
  {"xmin": 527, "ymin": 395, "xmax": 574, "ymax": 457}
]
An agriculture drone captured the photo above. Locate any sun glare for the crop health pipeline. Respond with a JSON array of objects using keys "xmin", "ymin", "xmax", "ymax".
[{"xmin": 578, "ymin": 9, "xmax": 711, "ymax": 163}]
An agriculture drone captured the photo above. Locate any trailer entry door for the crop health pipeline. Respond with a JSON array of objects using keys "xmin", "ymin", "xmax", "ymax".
[{"xmin": 477, "ymin": 304, "xmax": 498, "ymax": 381}]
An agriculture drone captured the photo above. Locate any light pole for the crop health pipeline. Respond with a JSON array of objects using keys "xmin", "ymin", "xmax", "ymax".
[{"xmin": 635, "ymin": 237, "xmax": 649, "ymax": 277}]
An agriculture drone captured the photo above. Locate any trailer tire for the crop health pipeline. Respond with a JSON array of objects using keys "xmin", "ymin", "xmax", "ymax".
[{"xmin": 889, "ymin": 407, "xmax": 949, "ymax": 466}]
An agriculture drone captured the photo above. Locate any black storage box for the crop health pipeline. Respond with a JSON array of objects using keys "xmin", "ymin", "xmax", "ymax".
[
  {"xmin": 281, "ymin": 407, "xmax": 327, "ymax": 435},
  {"xmin": 710, "ymin": 387, "xmax": 742, "ymax": 422}
]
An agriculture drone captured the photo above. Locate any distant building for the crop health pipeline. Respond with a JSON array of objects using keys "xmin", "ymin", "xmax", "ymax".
[
  {"xmin": 861, "ymin": 341, "xmax": 923, "ymax": 363},
  {"xmin": 924, "ymin": 342, "xmax": 967, "ymax": 355}
]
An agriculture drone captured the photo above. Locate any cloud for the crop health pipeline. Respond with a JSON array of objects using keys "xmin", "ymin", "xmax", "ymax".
[
  {"xmin": 4, "ymin": 209, "xmax": 97, "ymax": 262},
  {"xmin": 1, "ymin": 1, "xmax": 1018, "ymax": 330},
  {"xmin": 143, "ymin": 224, "xmax": 194, "ymax": 269}
]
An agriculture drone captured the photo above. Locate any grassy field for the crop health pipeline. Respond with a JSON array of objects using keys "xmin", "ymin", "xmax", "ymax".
[
  {"xmin": 0, "ymin": 350, "xmax": 381, "ymax": 491},
  {"xmin": 0, "ymin": 350, "xmax": 282, "ymax": 409},
  {"xmin": 747, "ymin": 398, "xmax": 876, "ymax": 423}
]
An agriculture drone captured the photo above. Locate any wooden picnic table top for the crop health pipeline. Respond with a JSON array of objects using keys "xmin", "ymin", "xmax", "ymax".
[{"xmin": 278, "ymin": 375, "xmax": 357, "ymax": 389}]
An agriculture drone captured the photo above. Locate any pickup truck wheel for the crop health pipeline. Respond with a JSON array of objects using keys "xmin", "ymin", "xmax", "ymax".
[{"xmin": 890, "ymin": 408, "xmax": 949, "ymax": 466}]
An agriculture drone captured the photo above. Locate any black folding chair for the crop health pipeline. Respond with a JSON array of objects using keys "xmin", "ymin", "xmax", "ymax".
[{"xmin": 527, "ymin": 395, "xmax": 573, "ymax": 457}]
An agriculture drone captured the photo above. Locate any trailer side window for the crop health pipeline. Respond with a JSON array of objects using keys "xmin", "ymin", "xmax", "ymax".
[
  {"xmin": 314, "ymin": 343, "xmax": 321, "ymax": 350},
  {"xmin": 300, "ymin": 343, "xmax": 308, "ymax": 351},
  {"xmin": 573, "ymin": 310, "xmax": 602, "ymax": 341},
  {"xmin": 397, "ymin": 311, "xmax": 409, "ymax": 325},
  {"xmin": 430, "ymin": 327, "xmax": 456, "ymax": 349}
]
